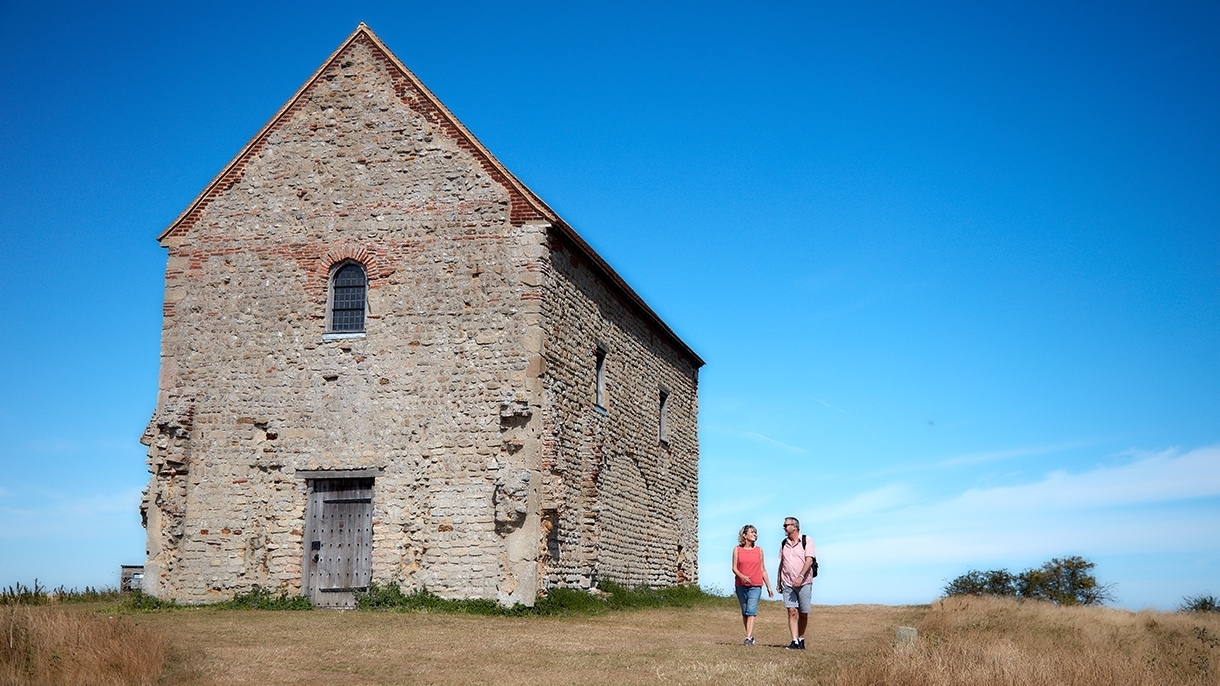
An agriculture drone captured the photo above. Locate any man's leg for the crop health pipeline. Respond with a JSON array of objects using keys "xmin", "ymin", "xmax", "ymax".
[
  {"xmin": 787, "ymin": 606, "xmax": 800, "ymax": 641},
  {"xmin": 796, "ymin": 583, "xmax": 812, "ymax": 647}
]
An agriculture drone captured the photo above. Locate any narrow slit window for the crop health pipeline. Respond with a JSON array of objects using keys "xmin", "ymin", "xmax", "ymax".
[
  {"xmin": 330, "ymin": 263, "xmax": 367, "ymax": 333},
  {"xmin": 658, "ymin": 388, "xmax": 669, "ymax": 444},
  {"xmin": 594, "ymin": 347, "xmax": 607, "ymax": 410}
]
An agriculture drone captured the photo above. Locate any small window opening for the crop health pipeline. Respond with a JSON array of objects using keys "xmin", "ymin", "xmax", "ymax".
[
  {"xmin": 329, "ymin": 262, "xmax": 367, "ymax": 333},
  {"xmin": 541, "ymin": 509, "xmax": 560, "ymax": 561},
  {"xmin": 594, "ymin": 346, "xmax": 607, "ymax": 410},
  {"xmin": 658, "ymin": 388, "xmax": 670, "ymax": 444}
]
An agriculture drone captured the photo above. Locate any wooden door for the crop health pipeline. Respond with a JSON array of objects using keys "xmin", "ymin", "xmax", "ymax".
[{"xmin": 303, "ymin": 478, "xmax": 374, "ymax": 608}]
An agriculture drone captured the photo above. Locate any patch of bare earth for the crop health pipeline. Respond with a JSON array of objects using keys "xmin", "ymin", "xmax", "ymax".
[{"xmin": 143, "ymin": 599, "xmax": 922, "ymax": 686}]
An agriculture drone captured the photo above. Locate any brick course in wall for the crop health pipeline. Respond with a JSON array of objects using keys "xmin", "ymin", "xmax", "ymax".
[{"xmin": 141, "ymin": 24, "xmax": 701, "ymax": 607}]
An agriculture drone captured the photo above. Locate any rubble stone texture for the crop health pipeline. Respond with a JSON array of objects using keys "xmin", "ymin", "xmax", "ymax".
[{"xmin": 140, "ymin": 25, "xmax": 702, "ymax": 606}]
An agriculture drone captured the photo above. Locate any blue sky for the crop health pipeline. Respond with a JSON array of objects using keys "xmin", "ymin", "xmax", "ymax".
[{"xmin": 1, "ymin": 1, "xmax": 1216, "ymax": 609}]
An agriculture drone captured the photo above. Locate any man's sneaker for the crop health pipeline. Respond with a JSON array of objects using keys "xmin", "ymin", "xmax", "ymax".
[
  {"xmin": 743, "ymin": 637, "xmax": 755, "ymax": 646},
  {"xmin": 786, "ymin": 640, "xmax": 801, "ymax": 650},
  {"xmin": 798, "ymin": 638, "xmax": 806, "ymax": 650}
]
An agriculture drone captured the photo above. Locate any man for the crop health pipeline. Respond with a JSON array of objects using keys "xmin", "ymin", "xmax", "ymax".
[{"xmin": 776, "ymin": 516, "xmax": 816, "ymax": 650}]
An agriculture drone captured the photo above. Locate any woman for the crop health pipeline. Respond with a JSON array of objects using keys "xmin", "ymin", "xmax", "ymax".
[{"xmin": 732, "ymin": 524, "xmax": 774, "ymax": 646}]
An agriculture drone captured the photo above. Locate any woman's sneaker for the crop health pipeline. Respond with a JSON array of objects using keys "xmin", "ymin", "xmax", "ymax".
[{"xmin": 743, "ymin": 637, "xmax": 755, "ymax": 646}]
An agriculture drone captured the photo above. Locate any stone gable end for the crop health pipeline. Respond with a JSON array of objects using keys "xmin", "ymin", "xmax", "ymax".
[{"xmin": 142, "ymin": 24, "xmax": 700, "ymax": 608}]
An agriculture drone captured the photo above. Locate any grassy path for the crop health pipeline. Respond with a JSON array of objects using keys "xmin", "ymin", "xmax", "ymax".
[{"xmin": 139, "ymin": 599, "xmax": 925, "ymax": 685}]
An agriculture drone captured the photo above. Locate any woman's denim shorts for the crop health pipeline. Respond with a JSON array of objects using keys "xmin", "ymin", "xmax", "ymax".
[{"xmin": 735, "ymin": 585, "xmax": 762, "ymax": 616}]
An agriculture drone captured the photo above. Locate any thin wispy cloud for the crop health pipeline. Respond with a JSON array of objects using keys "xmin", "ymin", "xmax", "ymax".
[
  {"xmin": 819, "ymin": 445, "xmax": 1220, "ymax": 567},
  {"xmin": 703, "ymin": 425, "xmax": 812, "ymax": 455},
  {"xmin": 810, "ymin": 484, "xmax": 913, "ymax": 521},
  {"xmin": 812, "ymin": 397, "xmax": 848, "ymax": 414},
  {"xmin": 950, "ymin": 446, "xmax": 1220, "ymax": 510},
  {"xmin": 865, "ymin": 438, "xmax": 1103, "ymax": 478},
  {"xmin": 935, "ymin": 439, "xmax": 1102, "ymax": 468},
  {"xmin": 740, "ymin": 432, "xmax": 811, "ymax": 455},
  {"xmin": 0, "ymin": 489, "xmax": 143, "ymax": 539}
]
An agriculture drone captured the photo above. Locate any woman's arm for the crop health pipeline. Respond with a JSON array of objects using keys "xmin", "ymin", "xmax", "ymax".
[{"xmin": 731, "ymin": 546, "xmax": 749, "ymax": 584}]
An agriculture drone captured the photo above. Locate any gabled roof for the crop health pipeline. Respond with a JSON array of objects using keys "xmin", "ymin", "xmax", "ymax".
[{"xmin": 160, "ymin": 23, "xmax": 702, "ymax": 367}]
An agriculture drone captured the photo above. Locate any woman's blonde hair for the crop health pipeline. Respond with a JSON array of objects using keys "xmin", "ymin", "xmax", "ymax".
[{"xmin": 738, "ymin": 524, "xmax": 757, "ymax": 546}]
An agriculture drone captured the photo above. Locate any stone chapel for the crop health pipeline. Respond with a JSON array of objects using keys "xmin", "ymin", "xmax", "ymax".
[{"xmin": 140, "ymin": 24, "xmax": 702, "ymax": 607}]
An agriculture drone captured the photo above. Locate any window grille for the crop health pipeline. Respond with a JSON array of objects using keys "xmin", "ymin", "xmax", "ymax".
[{"xmin": 330, "ymin": 263, "xmax": 366, "ymax": 332}]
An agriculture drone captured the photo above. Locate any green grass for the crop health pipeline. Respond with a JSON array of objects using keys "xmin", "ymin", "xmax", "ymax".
[
  {"xmin": 1, "ymin": 580, "xmax": 122, "ymax": 605},
  {"xmin": 4, "ymin": 577, "xmax": 717, "ymax": 617},
  {"xmin": 216, "ymin": 586, "xmax": 314, "ymax": 610},
  {"xmin": 355, "ymin": 580, "xmax": 719, "ymax": 616}
]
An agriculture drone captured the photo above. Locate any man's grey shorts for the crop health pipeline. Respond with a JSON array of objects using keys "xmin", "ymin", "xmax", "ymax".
[{"xmin": 782, "ymin": 583, "xmax": 813, "ymax": 613}]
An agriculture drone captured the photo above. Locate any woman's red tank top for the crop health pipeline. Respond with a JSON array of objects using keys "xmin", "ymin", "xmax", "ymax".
[{"xmin": 735, "ymin": 546, "xmax": 763, "ymax": 587}]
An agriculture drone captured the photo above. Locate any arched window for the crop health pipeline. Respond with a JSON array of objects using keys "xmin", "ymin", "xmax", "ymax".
[{"xmin": 329, "ymin": 262, "xmax": 367, "ymax": 333}]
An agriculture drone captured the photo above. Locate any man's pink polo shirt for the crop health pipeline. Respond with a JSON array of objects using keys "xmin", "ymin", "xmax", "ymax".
[{"xmin": 779, "ymin": 535, "xmax": 816, "ymax": 587}]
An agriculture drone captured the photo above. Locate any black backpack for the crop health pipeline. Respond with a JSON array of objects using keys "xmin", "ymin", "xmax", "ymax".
[{"xmin": 779, "ymin": 534, "xmax": 818, "ymax": 579}]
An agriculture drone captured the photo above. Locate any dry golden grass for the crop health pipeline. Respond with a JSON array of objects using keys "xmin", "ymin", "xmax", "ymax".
[
  {"xmin": 836, "ymin": 595, "xmax": 1220, "ymax": 686},
  {"xmin": 140, "ymin": 598, "xmax": 920, "ymax": 686},
  {"xmin": 0, "ymin": 604, "xmax": 164, "ymax": 686},
  {"xmin": 12, "ymin": 595, "xmax": 1220, "ymax": 685}
]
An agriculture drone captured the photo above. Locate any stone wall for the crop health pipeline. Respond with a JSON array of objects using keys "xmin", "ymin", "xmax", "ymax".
[
  {"xmin": 142, "ymin": 35, "xmax": 545, "ymax": 604},
  {"xmin": 141, "ymin": 26, "xmax": 700, "ymax": 605},
  {"xmin": 536, "ymin": 233, "xmax": 700, "ymax": 589}
]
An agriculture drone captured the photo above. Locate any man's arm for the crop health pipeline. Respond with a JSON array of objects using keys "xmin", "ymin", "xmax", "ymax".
[
  {"xmin": 775, "ymin": 546, "xmax": 784, "ymax": 590},
  {"xmin": 797, "ymin": 538, "xmax": 815, "ymax": 580},
  {"xmin": 798, "ymin": 555, "xmax": 814, "ymax": 580}
]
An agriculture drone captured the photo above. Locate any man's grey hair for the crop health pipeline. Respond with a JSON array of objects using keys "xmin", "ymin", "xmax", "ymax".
[{"xmin": 785, "ymin": 516, "xmax": 800, "ymax": 530}]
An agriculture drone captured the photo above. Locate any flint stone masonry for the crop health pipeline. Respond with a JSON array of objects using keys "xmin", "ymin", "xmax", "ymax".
[{"xmin": 141, "ymin": 24, "xmax": 702, "ymax": 607}]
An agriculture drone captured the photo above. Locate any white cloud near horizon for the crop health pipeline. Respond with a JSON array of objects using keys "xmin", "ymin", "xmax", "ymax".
[
  {"xmin": 0, "ymin": 488, "xmax": 144, "ymax": 540},
  {"xmin": 816, "ymin": 445, "xmax": 1220, "ymax": 567}
]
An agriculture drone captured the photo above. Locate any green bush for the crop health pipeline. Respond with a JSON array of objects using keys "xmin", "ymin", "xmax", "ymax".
[
  {"xmin": 356, "ymin": 580, "xmax": 717, "ymax": 616},
  {"xmin": 1018, "ymin": 556, "xmax": 1113, "ymax": 606},
  {"xmin": 118, "ymin": 590, "xmax": 178, "ymax": 611},
  {"xmin": 943, "ymin": 569, "xmax": 1018, "ymax": 598},
  {"xmin": 1180, "ymin": 593, "xmax": 1220, "ymax": 613},
  {"xmin": 1, "ymin": 580, "xmax": 50, "ymax": 605},
  {"xmin": 944, "ymin": 556, "xmax": 1114, "ymax": 606},
  {"xmin": 219, "ymin": 586, "xmax": 313, "ymax": 610},
  {"xmin": 357, "ymin": 584, "xmax": 511, "ymax": 614},
  {"xmin": 53, "ymin": 585, "xmax": 122, "ymax": 603},
  {"xmin": 1, "ymin": 580, "xmax": 121, "ymax": 605}
]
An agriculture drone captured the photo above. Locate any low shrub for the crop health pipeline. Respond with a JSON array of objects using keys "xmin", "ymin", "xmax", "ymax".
[
  {"xmin": 1181, "ymin": 593, "xmax": 1220, "ymax": 613},
  {"xmin": 1, "ymin": 580, "xmax": 50, "ymax": 606},
  {"xmin": 1, "ymin": 580, "xmax": 121, "ymax": 606},
  {"xmin": 116, "ymin": 591, "xmax": 178, "ymax": 611},
  {"xmin": 356, "ymin": 580, "xmax": 717, "ymax": 616},
  {"xmin": 357, "ymin": 584, "xmax": 511, "ymax": 614},
  {"xmin": 218, "ymin": 586, "xmax": 313, "ymax": 611}
]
